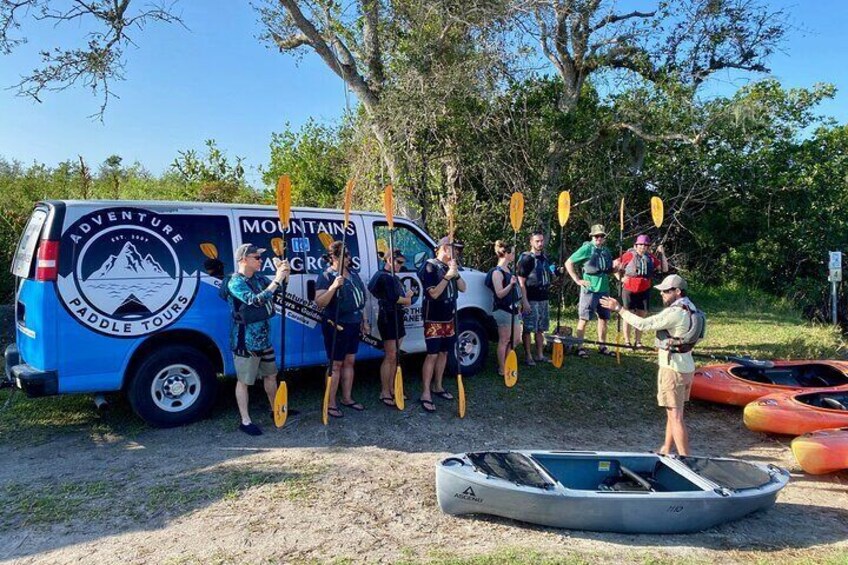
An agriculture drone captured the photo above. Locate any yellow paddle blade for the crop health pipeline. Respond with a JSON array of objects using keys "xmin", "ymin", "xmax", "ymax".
[
  {"xmin": 393, "ymin": 366, "xmax": 405, "ymax": 411},
  {"xmin": 199, "ymin": 242, "xmax": 218, "ymax": 259},
  {"xmin": 276, "ymin": 175, "xmax": 292, "ymax": 226},
  {"xmin": 343, "ymin": 178, "xmax": 355, "ymax": 227},
  {"xmin": 651, "ymin": 196, "xmax": 664, "ymax": 229},
  {"xmin": 504, "ymin": 349, "xmax": 518, "ymax": 388},
  {"xmin": 557, "ymin": 191, "xmax": 570, "ymax": 228},
  {"xmin": 509, "ymin": 192, "xmax": 525, "ymax": 233},
  {"xmin": 552, "ymin": 341, "xmax": 564, "ymax": 369},
  {"xmin": 619, "ymin": 197, "xmax": 625, "ymax": 232},
  {"xmin": 270, "ymin": 237, "xmax": 284, "ymax": 257},
  {"xmin": 322, "ymin": 375, "xmax": 332, "ymax": 426},
  {"xmin": 383, "ymin": 184, "xmax": 394, "ymax": 229},
  {"xmin": 274, "ymin": 381, "xmax": 288, "ymax": 428},
  {"xmin": 317, "ymin": 231, "xmax": 334, "ymax": 251},
  {"xmin": 457, "ymin": 374, "xmax": 466, "ymax": 418},
  {"xmin": 376, "ymin": 239, "xmax": 389, "ymax": 258}
]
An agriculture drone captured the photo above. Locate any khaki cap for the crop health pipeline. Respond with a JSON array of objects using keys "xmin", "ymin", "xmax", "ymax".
[{"xmin": 655, "ymin": 274, "xmax": 688, "ymax": 291}]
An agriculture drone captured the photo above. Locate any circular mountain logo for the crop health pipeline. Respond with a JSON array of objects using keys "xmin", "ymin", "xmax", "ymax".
[{"xmin": 56, "ymin": 208, "xmax": 199, "ymax": 337}]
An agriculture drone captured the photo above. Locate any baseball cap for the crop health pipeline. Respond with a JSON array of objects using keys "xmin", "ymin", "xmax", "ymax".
[
  {"xmin": 235, "ymin": 243, "xmax": 266, "ymax": 262},
  {"xmin": 655, "ymin": 274, "xmax": 688, "ymax": 291}
]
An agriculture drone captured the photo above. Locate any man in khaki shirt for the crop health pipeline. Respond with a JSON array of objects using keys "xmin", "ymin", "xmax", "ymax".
[{"xmin": 601, "ymin": 274, "xmax": 697, "ymax": 456}]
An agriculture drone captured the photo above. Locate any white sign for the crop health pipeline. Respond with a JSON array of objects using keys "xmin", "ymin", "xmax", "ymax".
[
  {"xmin": 829, "ymin": 251, "xmax": 842, "ymax": 270},
  {"xmin": 830, "ymin": 269, "xmax": 842, "ymax": 282}
]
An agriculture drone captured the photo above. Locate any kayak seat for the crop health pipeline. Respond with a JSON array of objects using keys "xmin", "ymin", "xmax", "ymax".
[
  {"xmin": 822, "ymin": 397, "xmax": 848, "ymax": 410},
  {"xmin": 599, "ymin": 464, "xmax": 654, "ymax": 493}
]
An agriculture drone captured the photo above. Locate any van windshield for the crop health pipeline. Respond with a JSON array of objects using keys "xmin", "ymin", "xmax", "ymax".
[{"xmin": 11, "ymin": 208, "xmax": 48, "ymax": 279}]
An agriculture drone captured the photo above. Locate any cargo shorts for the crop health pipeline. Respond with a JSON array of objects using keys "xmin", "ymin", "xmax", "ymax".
[
  {"xmin": 657, "ymin": 366, "xmax": 694, "ymax": 408},
  {"xmin": 522, "ymin": 300, "xmax": 550, "ymax": 333},
  {"xmin": 234, "ymin": 347, "xmax": 277, "ymax": 385}
]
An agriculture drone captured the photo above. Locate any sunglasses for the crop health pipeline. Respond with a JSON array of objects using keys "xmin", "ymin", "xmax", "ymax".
[
  {"xmin": 247, "ymin": 254, "xmax": 262, "ymax": 260},
  {"xmin": 394, "ymin": 259, "xmax": 406, "ymax": 265},
  {"xmin": 593, "ymin": 235, "xmax": 606, "ymax": 239},
  {"xmin": 660, "ymin": 288, "xmax": 677, "ymax": 294}
]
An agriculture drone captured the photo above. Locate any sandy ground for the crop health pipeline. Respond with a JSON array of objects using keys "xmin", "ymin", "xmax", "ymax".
[{"xmin": 0, "ymin": 303, "xmax": 846, "ymax": 564}]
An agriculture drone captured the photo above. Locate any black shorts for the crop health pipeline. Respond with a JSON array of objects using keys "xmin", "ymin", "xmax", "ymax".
[
  {"xmin": 622, "ymin": 289, "xmax": 650, "ymax": 311},
  {"xmin": 322, "ymin": 321, "xmax": 360, "ymax": 362},
  {"xmin": 377, "ymin": 311, "xmax": 406, "ymax": 341}
]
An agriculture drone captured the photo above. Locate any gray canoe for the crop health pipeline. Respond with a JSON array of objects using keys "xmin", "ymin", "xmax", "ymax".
[{"xmin": 435, "ymin": 450, "xmax": 789, "ymax": 534}]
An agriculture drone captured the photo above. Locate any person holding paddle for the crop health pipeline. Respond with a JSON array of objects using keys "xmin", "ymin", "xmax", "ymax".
[
  {"xmin": 565, "ymin": 224, "xmax": 618, "ymax": 358},
  {"xmin": 368, "ymin": 248, "xmax": 415, "ymax": 407},
  {"xmin": 419, "ymin": 237, "xmax": 467, "ymax": 413},
  {"xmin": 600, "ymin": 275, "xmax": 700, "ymax": 456},
  {"xmin": 617, "ymin": 234, "xmax": 668, "ymax": 347},
  {"xmin": 486, "ymin": 241, "xmax": 523, "ymax": 378},
  {"xmin": 226, "ymin": 243, "xmax": 290, "ymax": 436},
  {"xmin": 516, "ymin": 231, "xmax": 559, "ymax": 365},
  {"xmin": 314, "ymin": 241, "xmax": 369, "ymax": 418}
]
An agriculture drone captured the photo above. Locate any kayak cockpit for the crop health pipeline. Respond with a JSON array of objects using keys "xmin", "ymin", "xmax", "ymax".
[
  {"xmin": 795, "ymin": 391, "xmax": 848, "ymax": 411},
  {"xmin": 730, "ymin": 364, "xmax": 848, "ymax": 388}
]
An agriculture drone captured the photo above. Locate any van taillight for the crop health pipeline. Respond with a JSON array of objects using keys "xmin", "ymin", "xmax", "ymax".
[{"xmin": 35, "ymin": 240, "xmax": 59, "ymax": 281}]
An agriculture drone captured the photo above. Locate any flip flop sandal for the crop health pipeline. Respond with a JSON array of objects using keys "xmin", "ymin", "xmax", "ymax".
[
  {"xmin": 577, "ymin": 348, "xmax": 589, "ymax": 359},
  {"xmin": 379, "ymin": 396, "xmax": 396, "ymax": 407},
  {"xmin": 598, "ymin": 347, "xmax": 616, "ymax": 357},
  {"xmin": 327, "ymin": 406, "xmax": 344, "ymax": 418},
  {"xmin": 420, "ymin": 399, "xmax": 437, "ymax": 413},
  {"xmin": 431, "ymin": 390, "xmax": 454, "ymax": 400},
  {"xmin": 340, "ymin": 401, "xmax": 366, "ymax": 411}
]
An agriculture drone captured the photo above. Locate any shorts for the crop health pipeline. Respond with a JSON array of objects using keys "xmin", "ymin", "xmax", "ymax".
[
  {"xmin": 377, "ymin": 310, "xmax": 407, "ymax": 341},
  {"xmin": 322, "ymin": 321, "xmax": 361, "ymax": 362},
  {"xmin": 522, "ymin": 300, "xmax": 550, "ymax": 332},
  {"xmin": 578, "ymin": 288, "xmax": 611, "ymax": 321},
  {"xmin": 622, "ymin": 289, "xmax": 650, "ymax": 311},
  {"xmin": 657, "ymin": 367, "xmax": 694, "ymax": 408},
  {"xmin": 234, "ymin": 347, "xmax": 277, "ymax": 385},
  {"xmin": 493, "ymin": 309, "xmax": 518, "ymax": 327},
  {"xmin": 424, "ymin": 321, "xmax": 457, "ymax": 354}
]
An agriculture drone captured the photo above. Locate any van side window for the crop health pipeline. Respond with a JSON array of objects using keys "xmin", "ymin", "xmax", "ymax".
[{"xmin": 373, "ymin": 223, "xmax": 433, "ymax": 272}]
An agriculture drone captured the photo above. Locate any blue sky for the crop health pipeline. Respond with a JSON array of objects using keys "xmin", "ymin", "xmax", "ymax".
[{"xmin": 1, "ymin": 1, "xmax": 846, "ymax": 188}]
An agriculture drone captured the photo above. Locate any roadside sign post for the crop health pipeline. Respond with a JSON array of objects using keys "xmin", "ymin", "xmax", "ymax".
[{"xmin": 828, "ymin": 251, "xmax": 842, "ymax": 325}]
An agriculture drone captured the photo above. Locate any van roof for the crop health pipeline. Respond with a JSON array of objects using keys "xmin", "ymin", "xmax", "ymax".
[{"xmin": 47, "ymin": 199, "xmax": 410, "ymax": 221}]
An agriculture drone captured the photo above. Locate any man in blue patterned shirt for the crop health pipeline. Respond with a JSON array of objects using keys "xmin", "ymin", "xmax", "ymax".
[{"xmin": 227, "ymin": 243, "xmax": 290, "ymax": 435}]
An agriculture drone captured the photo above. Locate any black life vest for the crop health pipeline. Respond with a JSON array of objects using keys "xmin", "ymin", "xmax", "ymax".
[
  {"xmin": 624, "ymin": 248, "xmax": 655, "ymax": 278},
  {"xmin": 485, "ymin": 266, "xmax": 522, "ymax": 314},
  {"xmin": 518, "ymin": 252, "xmax": 552, "ymax": 289},
  {"xmin": 582, "ymin": 244, "xmax": 613, "ymax": 275},
  {"xmin": 420, "ymin": 259, "xmax": 456, "ymax": 303}
]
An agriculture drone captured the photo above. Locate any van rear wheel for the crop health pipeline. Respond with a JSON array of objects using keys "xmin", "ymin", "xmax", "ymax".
[{"xmin": 127, "ymin": 346, "xmax": 218, "ymax": 428}]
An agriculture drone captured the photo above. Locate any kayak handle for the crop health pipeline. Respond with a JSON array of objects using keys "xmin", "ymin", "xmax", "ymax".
[{"xmin": 442, "ymin": 457, "xmax": 466, "ymax": 467}]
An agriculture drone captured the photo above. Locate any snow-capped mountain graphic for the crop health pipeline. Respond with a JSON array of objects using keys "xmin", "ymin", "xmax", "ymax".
[{"xmin": 87, "ymin": 242, "xmax": 168, "ymax": 281}]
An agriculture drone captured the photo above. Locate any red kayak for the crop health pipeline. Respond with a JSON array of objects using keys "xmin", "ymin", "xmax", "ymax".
[
  {"xmin": 791, "ymin": 427, "xmax": 848, "ymax": 475},
  {"xmin": 743, "ymin": 389, "xmax": 848, "ymax": 436},
  {"xmin": 691, "ymin": 360, "xmax": 848, "ymax": 406}
]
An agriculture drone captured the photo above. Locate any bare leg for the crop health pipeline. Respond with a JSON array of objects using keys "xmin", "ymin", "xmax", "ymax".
[
  {"xmin": 434, "ymin": 351, "xmax": 448, "ymax": 392},
  {"xmin": 535, "ymin": 330, "xmax": 545, "ymax": 359},
  {"xmin": 522, "ymin": 331, "xmax": 532, "ymax": 361},
  {"xmin": 327, "ymin": 360, "xmax": 343, "ymax": 409},
  {"xmin": 497, "ymin": 325, "xmax": 511, "ymax": 374},
  {"xmin": 623, "ymin": 319, "xmax": 632, "ymax": 346},
  {"xmin": 340, "ymin": 354, "xmax": 356, "ymax": 404},
  {"xmin": 633, "ymin": 309, "xmax": 647, "ymax": 345},
  {"xmin": 235, "ymin": 381, "xmax": 251, "ymax": 425},
  {"xmin": 598, "ymin": 318, "xmax": 608, "ymax": 344},
  {"xmin": 263, "ymin": 375, "xmax": 278, "ymax": 407},
  {"xmin": 421, "ymin": 353, "xmax": 436, "ymax": 402},
  {"xmin": 380, "ymin": 340, "xmax": 397, "ymax": 398},
  {"xmin": 667, "ymin": 407, "xmax": 690, "ymax": 456},
  {"xmin": 659, "ymin": 416, "xmax": 673, "ymax": 454},
  {"xmin": 575, "ymin": 319, "xmax": 588, "ymax": 339}
]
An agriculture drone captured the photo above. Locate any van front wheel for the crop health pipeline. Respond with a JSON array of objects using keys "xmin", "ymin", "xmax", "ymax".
[
  {"xmin": 127, "ymin": 346, "xmax": 218, "ymax": 428},
  {"xmin": 456, "ymin": 316, "xmax": 488, "ymax": 377}
]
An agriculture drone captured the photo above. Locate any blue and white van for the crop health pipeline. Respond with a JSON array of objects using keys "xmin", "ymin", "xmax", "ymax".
[{"xmin": 5, "ymin": 200, "xmax": 496, "ymax": 426}]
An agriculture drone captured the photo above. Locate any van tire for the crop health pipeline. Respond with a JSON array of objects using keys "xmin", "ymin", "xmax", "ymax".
[
  {"xmin": 127, "ymin": 346, "xmax": 218, "ymax": 428},
  {"xmin": 456, "ymin": 316, "xmax": 488, "ymax": 377}
]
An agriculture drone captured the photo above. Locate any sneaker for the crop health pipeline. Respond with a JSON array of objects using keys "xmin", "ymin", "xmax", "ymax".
[
  {"xmin": 239, "ymin": 422, "xmax": 263, "ymax": 436},
  {"xmin": 535, "ymin": 355, "xmax": 551, "ymax": 363}
]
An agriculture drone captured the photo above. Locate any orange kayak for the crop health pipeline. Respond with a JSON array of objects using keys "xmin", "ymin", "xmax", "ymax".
[
  {"xmin": 743, "ymin": 389, "xmax": 848, "ymax": 436},
  {"xmin": 791, "ymin": 427, "xmax": 848, "ymax": 475},
  {"xmin": 692, "ymin": 361, "xmax": 848, "ymax": 406}
]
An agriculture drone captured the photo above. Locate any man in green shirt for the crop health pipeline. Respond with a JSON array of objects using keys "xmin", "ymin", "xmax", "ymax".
[{"xmin": 564, "ymin": 224, "xmax": 617, "ymax": 358}]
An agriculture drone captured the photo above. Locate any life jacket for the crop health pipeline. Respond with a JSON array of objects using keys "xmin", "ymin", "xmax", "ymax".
[
  {"xmin": 320, "ymin": 268, "xmax": 366, "ymax": 317},
  {"xmin": 655, "ymin": 301, "xmax": 706, "ymax": 354},
  {"xmin": 624, "ymin": 248, "xmax": 655, "ymax": 278},
  {"xmin": 420, "ymin": 259, "xmax": 456, "ymax": 303},
  {"xmin": 582, "ymin": 244, "xmax": 613, "ymax": 275},
  {"xmin": 518, "ymin": 252, "xmax": 552, "ymax": 289},
  {"xmin": 368, "ymin": 271, "xmax": 404, "ymax": 313},
  {"xmin": 220, "ymin": 273, "xmax": 275, "ymax": 325},
  {"xmin": 485, "ymin": 266, "xmax": 522, "ymax": 314}
]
